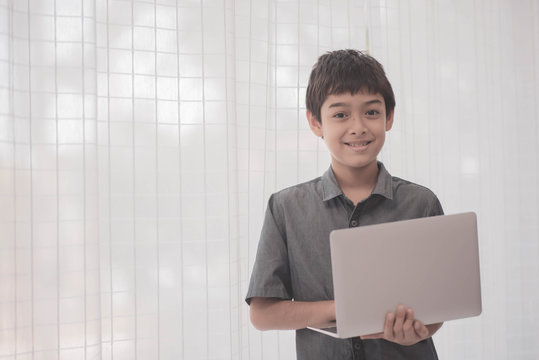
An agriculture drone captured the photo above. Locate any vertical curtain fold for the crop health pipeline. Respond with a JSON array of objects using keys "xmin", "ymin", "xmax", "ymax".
[{"xmin": 1, "ymin": 0, "xmax": 101, "ymax": 358}]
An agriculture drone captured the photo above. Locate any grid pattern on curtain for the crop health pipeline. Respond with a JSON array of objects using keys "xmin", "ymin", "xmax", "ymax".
[
  {"xmin": 0, "ymin": 1, "xmax": 538, "ymax": 360},
  {"xmin": 1, "ymin": 0, "xmax": 101, "ymax": 359},
  {"xmin": 96, "ymin": 1, "xmax": 237, "ymax": 359}
]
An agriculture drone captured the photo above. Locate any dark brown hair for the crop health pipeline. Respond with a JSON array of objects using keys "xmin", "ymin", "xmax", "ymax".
[{"xmin": 305, "ymin": 49, "xmax": 395, "ymax": 122}]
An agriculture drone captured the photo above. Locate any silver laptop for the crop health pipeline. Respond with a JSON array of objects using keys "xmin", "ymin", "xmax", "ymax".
[{"xmin": 308, "ymin": 212, "xmax": 482, "ymax": 338}]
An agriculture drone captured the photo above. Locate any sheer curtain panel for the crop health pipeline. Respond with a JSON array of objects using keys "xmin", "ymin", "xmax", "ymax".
[{"xmin": 1, "ymin": 1, "xmax": 538, "ymax": 360}]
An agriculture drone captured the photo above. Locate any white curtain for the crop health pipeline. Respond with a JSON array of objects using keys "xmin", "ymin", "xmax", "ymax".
[{"xmin": 1, "ymin": 1, "xmax": 538, "ymax": 359}]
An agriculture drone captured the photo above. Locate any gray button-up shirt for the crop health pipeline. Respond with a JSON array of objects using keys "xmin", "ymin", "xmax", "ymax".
[{"xmin": 246, "ymin": 162, "xmax": 443, "ymax": 360}]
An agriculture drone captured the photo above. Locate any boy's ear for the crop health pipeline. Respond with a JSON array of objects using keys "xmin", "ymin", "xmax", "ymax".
[
  {"xmin": 385, "ymin": 110, "xmax": 394, "ymax": 131},
  {"xmin": 306, "ymin": 110, "xmax": 323, "ymax": 137}
]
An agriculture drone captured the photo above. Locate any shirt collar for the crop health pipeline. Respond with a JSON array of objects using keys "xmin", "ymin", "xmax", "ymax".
[{"xmin": 320, "ymin": 161, "xmax": 394, "ymax": 202}]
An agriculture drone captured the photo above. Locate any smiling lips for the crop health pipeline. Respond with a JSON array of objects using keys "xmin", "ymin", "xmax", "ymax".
[{"xmin": 344, "ymin": 140, "xmax": 373, "ymax": 151}]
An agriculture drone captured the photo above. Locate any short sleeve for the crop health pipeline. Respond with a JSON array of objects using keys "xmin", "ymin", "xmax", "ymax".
[
  {"xmin": 426, "ymin": 193, "xmax": 444, "ymax": 217},
  {"xmin": 245, "ymin": 194, "xmax": 293, "ymax": 305}
]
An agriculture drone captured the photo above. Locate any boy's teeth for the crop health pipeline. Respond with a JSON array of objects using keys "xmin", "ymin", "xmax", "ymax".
[{"xmin": 349, "ymin": 142, "xmax": 368, "ymax": 147}]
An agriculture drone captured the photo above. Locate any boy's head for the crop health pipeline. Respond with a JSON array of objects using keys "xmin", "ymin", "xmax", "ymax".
[{"xmin": 305, "ymin": 49, "xmax": 395, "ymax": 122}]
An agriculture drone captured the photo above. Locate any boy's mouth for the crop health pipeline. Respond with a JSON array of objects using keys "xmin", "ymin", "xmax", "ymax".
[{"xmin": 344, "ymin": 140, "xmax": 372, "ymax": 150}]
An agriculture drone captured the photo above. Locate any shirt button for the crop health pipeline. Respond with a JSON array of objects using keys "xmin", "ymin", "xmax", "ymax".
[{"xmin": 350, "ymin": 220, "xmax": 358, "ymax": 227}]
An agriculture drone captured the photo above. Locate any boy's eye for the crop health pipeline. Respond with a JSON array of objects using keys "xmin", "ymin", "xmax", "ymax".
[
  {"xmin": 333, "ymin": 112, "xmax": 347, "ymax": 118},
  {"xmin": 365, "ymin": 110, "xmax": 380, "ymax": 116}
]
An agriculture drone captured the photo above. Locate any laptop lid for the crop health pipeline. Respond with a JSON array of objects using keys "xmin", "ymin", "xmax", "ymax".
[{"xmin": 308, "ymin": 212, "xmax": 482, "ymax": 339}]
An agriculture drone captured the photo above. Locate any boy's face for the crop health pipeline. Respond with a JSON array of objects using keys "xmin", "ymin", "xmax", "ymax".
[{"xmin": 307, "ymin": 91, "xmax": 394, "ymax": 174}]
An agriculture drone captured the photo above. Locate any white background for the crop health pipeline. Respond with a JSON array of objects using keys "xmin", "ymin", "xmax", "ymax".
[{"xmin": 0, "ymin": 0, "xmax": 538, "ymax": 359}]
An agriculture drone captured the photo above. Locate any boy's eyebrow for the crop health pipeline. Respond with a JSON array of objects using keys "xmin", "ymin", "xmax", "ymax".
[
  {"xmin": 328, "ymin": 99, "xmax": 383, "ymax": 108},
  {"xmin": 363, "ymin": 99, "xmax": 383, "ymax": 105},
  {"xmin": 328, "ymin": 102, "xmax": 351, "ymax": 108}
]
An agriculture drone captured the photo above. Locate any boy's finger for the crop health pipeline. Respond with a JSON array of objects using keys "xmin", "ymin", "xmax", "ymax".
[
  {"xmin": 402, "ymin": 308, "xmax": 415, "ymax": 337},
  {"xmin": 384, "ymin": 312, "xmax": 395, "ymax": 339},
  {"xmin": 393, "ymin": 305, "xmax": 406, "ymax": 336},
  {"xmin": 414, "ymin": 320, "xmax": 430, "ymax": 339}
]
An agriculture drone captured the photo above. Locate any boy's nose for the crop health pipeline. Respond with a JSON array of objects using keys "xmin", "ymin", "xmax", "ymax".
[{"xmin": 350, "ymin": 117, "xmax": 367, "ymax": 135}]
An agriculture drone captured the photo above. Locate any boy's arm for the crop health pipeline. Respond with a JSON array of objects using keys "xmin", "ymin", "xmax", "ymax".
[{"xmin": 249, "ymin": 297, "xmax": 335, "ymax": 331}]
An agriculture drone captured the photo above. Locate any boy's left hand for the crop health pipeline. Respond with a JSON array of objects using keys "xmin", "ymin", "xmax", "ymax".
[{"xmin": 361, "ymin": 305, "xmax": 443, "ymax": 346}]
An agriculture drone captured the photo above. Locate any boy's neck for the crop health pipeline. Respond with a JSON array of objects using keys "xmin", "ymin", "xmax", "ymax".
[{"xmin": 331, "ymin": 160, "xmax": 380, "ymax": 205}]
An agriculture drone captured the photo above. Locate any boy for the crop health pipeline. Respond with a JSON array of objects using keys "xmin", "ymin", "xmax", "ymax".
[{"xmin": 246, "ymin": 50, "xmax": 444, "ymax": 359}]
